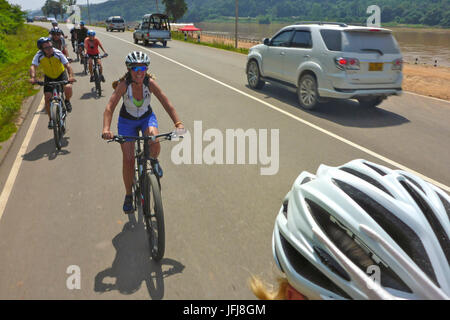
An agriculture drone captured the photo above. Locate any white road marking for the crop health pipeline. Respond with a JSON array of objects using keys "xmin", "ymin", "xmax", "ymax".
[
  {"xmin": 92, "ymin": 31, "xmax": 450, "ymax": 192},
  {"xmin": 403, "ymin": 91, "xmax": 450, "ymax": 105},
  {"xmin": 0, "ymin": 97, "xmax": 44, "ymax": 220}
]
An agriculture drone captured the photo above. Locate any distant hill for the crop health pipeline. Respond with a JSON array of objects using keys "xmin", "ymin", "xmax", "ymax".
[{"xmin": 31, "ymin": 0, "xmax": 450, "ymax": 26}]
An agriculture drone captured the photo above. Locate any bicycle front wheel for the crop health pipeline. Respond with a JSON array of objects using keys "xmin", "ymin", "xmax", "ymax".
[
  {"xmin": 143, "ymin": 173, "xmax": 165, "ymax": 261},
  {"xmin": 94, "ymin": 68, "xmax": 101, "ymax": 97},
  {"xmin": 50, "ymin": 101, "xmax": 62, "ymax": 150}
]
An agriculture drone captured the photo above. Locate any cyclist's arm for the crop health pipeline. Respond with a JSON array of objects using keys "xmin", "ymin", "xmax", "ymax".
[
  {"xmin": 29, "ymin": 64, "xmax": 38, "ymax": 83},
  {"xmin": 148, "ymin": 79, "xmax": 183, "ymax": 128},
  {"xmin": 65, "ymin": 63, "xmax": 75, "ymax": 81},
  {"xmin": 98, "ymin": 40, "xmax": 106, "ymax": 54},
  {"xmin": 102, "ymin": 81, "xmax": 127, "ymax": 138}
]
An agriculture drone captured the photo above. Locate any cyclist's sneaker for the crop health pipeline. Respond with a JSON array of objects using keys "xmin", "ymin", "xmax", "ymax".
[
  {"xmin": 48, "ymin": 119, "xmax": 54, "ymax": 129},
  {"xmin": 100, "ymin": 74, "xmax": 105, "ymax": 82},
  {"xmin": 123, "ymin": 195, "xmax": 134, "ymax": 214},
  {"xmin": 90, "ymin": 75, "xmax": 95, "ymax": 82},
  {"xmin": 65, "ymin": 100, "xmax": 72, "ymax": 113},
  {"xmin": 150, "ymin": 158, "xmax": 163, "ymax": 178}
]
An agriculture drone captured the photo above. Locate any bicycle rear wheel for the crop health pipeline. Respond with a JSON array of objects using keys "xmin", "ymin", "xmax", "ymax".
[
  {"xmin": 50, "ymin": 101, "xmax": 62, "ymax": 150},
  {"xmin": 143, "ymin": 172, "xmax": 165, "ymax": 261}
]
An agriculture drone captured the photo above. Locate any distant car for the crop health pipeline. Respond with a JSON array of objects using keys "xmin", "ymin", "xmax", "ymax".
[
  {"xmin": 26, "ymin": 17, "xmax": 33, "ymax": 23},
  {"xmin": 105, "ymin": 16, "xmax": 125, "ymax": 32},
  {"xmin": 246, "ymin": 22, "xmax": 403, "ymax": 109},
  {"xmin": 133, "ymin": 13, "xmax": 171, "ymax": 47}
]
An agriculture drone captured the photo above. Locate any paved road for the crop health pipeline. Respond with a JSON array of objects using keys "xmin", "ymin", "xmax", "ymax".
[{"xmin": 0, "ymin": 23, "xmax": 449, "ymax": 299}]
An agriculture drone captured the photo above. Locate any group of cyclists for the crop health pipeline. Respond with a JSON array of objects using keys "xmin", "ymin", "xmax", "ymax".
[
  {"xmin": 27, "ymin": 21, "xmax": 449, "ymax": 301},
  {"xmin": 29, "ymin": 21, "xmax": 108, "ymax": 128},
  {"xmin": 29, "ymin": 21, "xmax": 184, "ymax": 217}
]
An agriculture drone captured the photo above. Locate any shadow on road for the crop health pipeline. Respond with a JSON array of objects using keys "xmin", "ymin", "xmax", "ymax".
[
  {"xmin": 94, "ymin": 209, "xmax": 185, "ymax": 299},
  {"xmin": 22, "ymin": 137, "xmax": 70, "ymax": 161},
  {"xmin": 80, "ymin": 90, "xmax": 100, "ymax": 100},
  {"xmin": 248, "ymin": 83, "xmax": 410, "ymax": 128}
]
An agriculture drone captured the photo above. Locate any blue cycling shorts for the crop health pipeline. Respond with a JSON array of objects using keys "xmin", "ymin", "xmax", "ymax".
[{"xmin": 118, "ymin": 113, "xmax": 158, "ymax": 142}]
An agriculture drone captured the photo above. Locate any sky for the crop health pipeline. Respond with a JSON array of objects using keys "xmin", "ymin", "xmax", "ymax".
[{"xmin": 8, "ymin": 0, "xmax": 108, "ymax": 12}]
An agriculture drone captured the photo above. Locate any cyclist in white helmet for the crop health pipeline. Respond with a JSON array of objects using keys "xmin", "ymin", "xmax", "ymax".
[
  {"xmin": 250, "ymin": 159, "xmax": 450, "ymax": 300},
  {"xmin": 101, "ymin": 51, "xmax": 184, "ymax": 214}
]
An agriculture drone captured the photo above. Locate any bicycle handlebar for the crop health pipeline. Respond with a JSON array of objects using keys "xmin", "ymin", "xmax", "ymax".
[
  {"xmin": 106, "ymin": 130, "xmax": 185, "ymax": 144},
  {"xmin": 35, "ymin": 80, "xmax": 75, "ymax": 86}
]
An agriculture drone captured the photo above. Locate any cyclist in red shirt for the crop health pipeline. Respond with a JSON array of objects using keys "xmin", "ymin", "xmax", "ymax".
[{"xmin": 84, "ymin": 30, "xmax": 107, "ymax": 83}]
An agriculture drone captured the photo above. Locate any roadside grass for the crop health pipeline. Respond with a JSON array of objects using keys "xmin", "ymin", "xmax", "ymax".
[
  {"xmin": 171, "ymin": 31, "xmax": 249, "ymax": 55},
  {"xmin": 0, "ymin": 24, "xmax": 47, "ymax": 144}
]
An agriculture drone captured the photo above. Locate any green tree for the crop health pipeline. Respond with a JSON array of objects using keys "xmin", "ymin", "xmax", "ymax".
[{"xmin": 162, "ymin": 0, "xmax": 187, "ymax": 22}]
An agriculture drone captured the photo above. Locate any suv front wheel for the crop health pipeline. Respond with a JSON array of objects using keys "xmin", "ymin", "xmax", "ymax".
[
  {"xmin": 298, "ymin": 74, "xmax": 319, "ymax": 110},
  {"xmin": 247, "ymin": 60, "xmax": 265, "ymax": 90}
]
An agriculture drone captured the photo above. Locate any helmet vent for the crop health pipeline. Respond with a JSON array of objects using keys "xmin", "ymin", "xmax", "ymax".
[
  {"xmin": 363, "ymin": 162, "xmax": 387, "ymax": 176},
  {"xmin": 279, "ymin": 233, "xmax": 352, "ymax": 299},
  {"xmin": 313, "ymin": 246, "xmax": 351, "ymax": 281},
  {"xmin": 333, "ymin": 178, "xmax": 439, "ymax": 288},
  {"xmin": 340, "ymin": 167, "xmax": 393, "ymax": 197},
  {"xmin": 282, "ymin": 200, "xmax": 288, "ymax": 218},
  {"xmin": 437, "ymin": 193, "xmax": 450, "ymax": 221},
  {"xmin": 402, "ymin": 175, "xmax": 425, "ymax": 193},
  {"xmin": 400, "ymin": 180, "xmax": 450, "ymax": 268}
]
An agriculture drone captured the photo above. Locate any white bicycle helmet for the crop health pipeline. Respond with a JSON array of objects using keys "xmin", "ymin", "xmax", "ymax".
[
  {"xmin": 273, "ymin": 159, "xmax": 450, "ymax": 300},
  {"xmin": 125, "ymin": 51, "xmax": 150, "ymax": 67}
]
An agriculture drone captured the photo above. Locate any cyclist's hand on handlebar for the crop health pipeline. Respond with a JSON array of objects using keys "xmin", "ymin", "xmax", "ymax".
[
  {"xmin": 29, "ymin": 78, "xmax": 37, "ymax": 84},
  {"xmin": 68, "ymin": 77, "xmax": 77, "ymax": 83},
  {"xmin": 102, "ymin": 130, "xmax": 114, "ymax": 140}
]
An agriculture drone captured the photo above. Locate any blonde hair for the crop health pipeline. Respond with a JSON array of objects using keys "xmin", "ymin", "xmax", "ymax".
[
  {"xmin": 249, "ymin": 276, "xmax": 290, "ymax": 300},
  {"xmin": 112, "ymin": 71, "xmax": 155, "ymax": 90}
]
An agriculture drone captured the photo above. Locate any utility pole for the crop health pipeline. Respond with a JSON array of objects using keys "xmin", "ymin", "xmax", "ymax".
[
  {"xmin": 87, "ymin": 0, "xmax": 91, "ymax": 25},
  {"xmin": 156, "ymin": 0, "xmax": 159, "ymax": 13},
  {"xmin": 235, "ymin": 0, "xmax": 238, "ymax": 48}
]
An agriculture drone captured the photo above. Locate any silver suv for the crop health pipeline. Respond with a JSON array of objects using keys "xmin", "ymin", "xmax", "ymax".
[
  {"xmin": 246, "ymin": 22, "xmax": 403, "ymax": 109},
  {"xmin": 106, "ymin": 16, "xmax": 125, "ymax": 32}
]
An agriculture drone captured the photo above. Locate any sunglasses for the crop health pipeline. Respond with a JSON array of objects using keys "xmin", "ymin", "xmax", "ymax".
[
  {"xmin": 42, "ymin": 46, "xmax": 52, "ymax": 50},
  {"xmin": 131, "ymin": 66, "xmax": 148, "ymax": 72}
]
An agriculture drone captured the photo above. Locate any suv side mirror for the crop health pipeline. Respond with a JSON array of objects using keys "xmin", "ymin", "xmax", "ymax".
[{"xmin": 263, "ymin": 38, "xmax": 270, "ymax": 46}]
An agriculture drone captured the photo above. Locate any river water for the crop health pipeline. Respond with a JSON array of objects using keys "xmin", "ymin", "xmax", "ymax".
[{"xmin": 196, "ymin": 22, "xmax": 450, "ymax": 67}]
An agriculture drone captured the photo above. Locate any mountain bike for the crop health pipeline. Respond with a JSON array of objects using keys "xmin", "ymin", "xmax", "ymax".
[
  {"xmin": 90, "ymin": 53, "xmax": 108, "ymax": 97},
  {"xmin": 36, "ymin": 80, "xmax": 72, "ymax": 150},
  {"xmin": 107, "ymin": 130, "xmax": 185, "ymax": 261}
]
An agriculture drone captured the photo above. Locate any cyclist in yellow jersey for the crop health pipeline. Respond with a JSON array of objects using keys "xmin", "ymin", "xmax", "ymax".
[{"xmin": 29, "ymin": 37, "xmax": 75, "ymax": 129}]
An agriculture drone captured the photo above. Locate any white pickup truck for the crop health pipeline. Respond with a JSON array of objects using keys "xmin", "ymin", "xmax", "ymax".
[{"xmin": 133, "ymin": 13, "xmax": 171, "ymax": 47}]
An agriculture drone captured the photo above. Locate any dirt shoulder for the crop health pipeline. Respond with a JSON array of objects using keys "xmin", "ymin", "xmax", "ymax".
[
  {"xmin": 402, "ymin": 63, "xmax": 450, "ymax": 101},
  {"xmin": 198, "ymin": 34, "xmax": 450, "ymax": 101}
]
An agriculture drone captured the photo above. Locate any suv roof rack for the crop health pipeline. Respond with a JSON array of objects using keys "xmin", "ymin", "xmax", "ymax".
[{"xmin": 295, "ymin": 21, "xmax": 348, "ymax": 27}]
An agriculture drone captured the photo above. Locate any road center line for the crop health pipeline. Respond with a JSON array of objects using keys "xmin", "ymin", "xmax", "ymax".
[
  {"xmin": 0, "ymin": 96, "xmax": 44, "ymax": 221},
  {"xmin": 99, "ymin": 31, "xmax": 450, "ymax": 192}
]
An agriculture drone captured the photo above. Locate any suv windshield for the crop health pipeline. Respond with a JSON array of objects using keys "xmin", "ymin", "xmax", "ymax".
[
  {"xmin": 112, "ymin": 18, "xmax": 124, "ymax": 23},
  {"xmin": 320, "ymin": 30, "xmax": 400, "ymax": 54},
  {"xmin": 342, "ymin": 31, "xmax": 400, "ymax": 54}
]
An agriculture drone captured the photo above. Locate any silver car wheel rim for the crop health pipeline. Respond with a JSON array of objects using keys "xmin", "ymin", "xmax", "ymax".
[
  {"xmin": 248, "ymin": 62, "xmax": 259, "ymax": 87},
  {"xmin": 300, "ymin": 78, "xmax": 316, "ymax": 106}
]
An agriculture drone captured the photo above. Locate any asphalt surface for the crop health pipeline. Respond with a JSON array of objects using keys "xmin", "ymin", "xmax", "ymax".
[{"xmin": 0, "ymin": 22, "xmax": 449, "ymax": 299}]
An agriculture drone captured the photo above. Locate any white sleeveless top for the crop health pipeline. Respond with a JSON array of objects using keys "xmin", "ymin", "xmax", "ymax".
[{"xmin": 119, "ymin": 83, "xmax": 152, "ymax": 120}]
